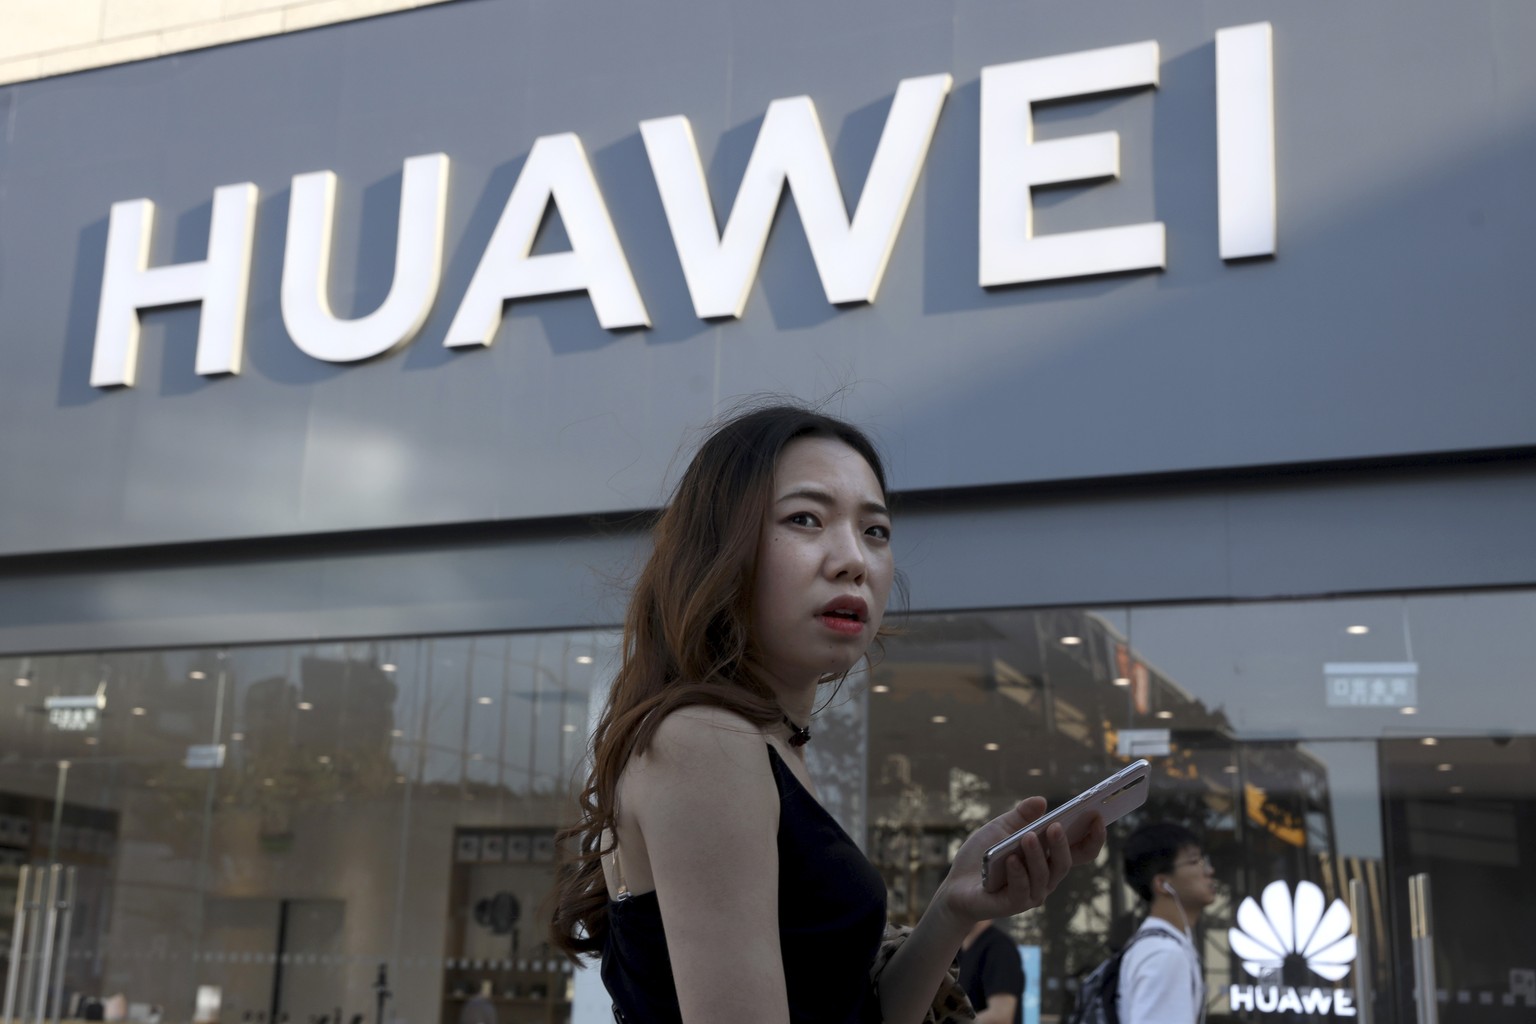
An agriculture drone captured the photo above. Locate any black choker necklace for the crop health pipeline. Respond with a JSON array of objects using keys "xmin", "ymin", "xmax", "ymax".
[{"xmin": 782, "ymin": 714, "xmax": 811, "ymax": 748}]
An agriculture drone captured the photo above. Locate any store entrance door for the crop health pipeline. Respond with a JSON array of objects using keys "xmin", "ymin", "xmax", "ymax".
[{"xmin": 1379, "ymin": 735, "xmax": 1536, "ymax": 1021}]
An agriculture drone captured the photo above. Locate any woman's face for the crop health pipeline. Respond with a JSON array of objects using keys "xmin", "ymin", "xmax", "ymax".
[{"xmin": 749, "ymin": 436, "xmax": 895, "ymax": 689}]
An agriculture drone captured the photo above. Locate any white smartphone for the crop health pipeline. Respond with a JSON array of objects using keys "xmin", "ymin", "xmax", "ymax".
[{"xmin": 979, "ymin": 759, "xmax": 1151, "ymax": 892}]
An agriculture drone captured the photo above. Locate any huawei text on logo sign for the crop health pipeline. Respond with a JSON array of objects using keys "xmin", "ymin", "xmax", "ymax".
[
  {"xmin": 1228, "ymin": 881, "xmax": 1358, "ymax": 1016},
  {"xmin": 88, "ymin": 24, "xmax": 1277, "ymax": 388}
]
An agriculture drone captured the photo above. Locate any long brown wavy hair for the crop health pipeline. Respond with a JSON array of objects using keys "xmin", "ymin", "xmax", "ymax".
[{"xmin": 549, "ymin": 402, "xmax": 897, "ymax": 961}]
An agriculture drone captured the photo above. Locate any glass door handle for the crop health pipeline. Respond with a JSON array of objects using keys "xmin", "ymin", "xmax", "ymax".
[
  {"xmin": 1409, "ymin": 873, "xmax": 1438, "ymax": 1024},
  {"xmin": 2, "ymin": 865, "xmax": 30, "ymax": 1024},
  {"xmin": 1349, "ymin": 878, "xmax": 1374, "ymax": 1024}
]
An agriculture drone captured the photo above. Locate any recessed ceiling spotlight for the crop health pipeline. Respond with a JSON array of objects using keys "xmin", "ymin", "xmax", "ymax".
[
  {"xmin": 1027, "ymin": 768, "xmax": 1044, "ymax": 776},
  {"xmin": 1420, "ymin": 737, "xmax": 1438, "ymax": 746},
  {"xmin": 317, "ymin": 755, "xmax": 331, "ymax": 765},
  {"xmin": 230, "ymin": 732, "xmax": 244, "ymax": 741},
  {"xmin": 189, "ymin": 670, "xmax": 206, "ymax": 680},
  {"xmin": 1448, "ymin": 785, "xmax": 1464, "ymax": 795},
  {"xmin": 476, "ymin": 697, "xmax": 493, "ymax": 705},
  {"xmin": 931, "ymin": 715, "xmax": 948, "ymax": 724},
  {"xmin": 1113, "ymin": 677, "xmax": 1131, "ymax": 687},
  {"xmin": 297, "ymin": 702, "xmax": 314, "ymax": 711},
  {"xmin": 83, "ymin": 737, "xmax": 99, "ymax": 746},
  {"xmin": 575, "ymin": 655, "xmax": 594, "ymax": 665},
  {"xmin": 395, "ymin": 775, "xmax": 407, "ymax": 784},
  {"xmin": 262, "ymin": 778, "xmax": 275, "ymax": 787},
  {"xmin": 131, "ymin": 707, "xmax": 147, "ymax": 716},
  {"xmin": 380, "ymin": 663, "xmax": 397, "ymax": 673},
  {"xmin": 13, "ymin": 675, "xmax": 31, "ymax": 688},
  {"xmin": 390, "ymin": 729, "xmax": 404, "ymax": 738},
  {"xmin": 871, "ymin": 684, "xmax": 891, "ymax": 694},
  {"xmin": 1155, "ymin": 710, "xmax": 1174, "ymax": 719},
  {"xmin": 1060, "ymin": 636, "xmax": 1083, "ymax": 646},
  {"xmin": 1436, "ymin": 763, "xmax": 1453, "ymax": 772},
  {"xmin": 1400, "ymin": 706, "xmax": 1418, "ymax": 715},
  {"xmin": 1222, "ymin": 765, "xmax": 1240, "ymax": 774},
  {"xmin": 983, "ymin": 742, "xmax": 1001, "ymax": 752},
  {"xmin": 1346, "ymin": 625, "xmax": 1369, "ymax": 635},
  {"xmin": 562, "ymin": 724, "xmax": 577, "ymax": 733}
]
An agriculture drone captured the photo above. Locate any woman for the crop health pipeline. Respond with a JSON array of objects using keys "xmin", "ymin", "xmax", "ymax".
[{"xmin": 551, "ymin": 404, "xmax": 1105, "ymax": 1023}]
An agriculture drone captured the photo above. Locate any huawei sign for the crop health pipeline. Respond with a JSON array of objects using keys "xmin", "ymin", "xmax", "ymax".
[
  {"xmin": 1228, "ymin": 881, "xmax": 1358, "ymax": 1016},
  {"xmin": 88, "ymin": 24, "xmax": 1277, "ymax": 388}
]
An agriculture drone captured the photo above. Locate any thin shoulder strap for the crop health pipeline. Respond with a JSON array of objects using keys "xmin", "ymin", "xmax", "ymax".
[{"xmin": 601, "ymin": 829, "xmax": 631, "ymax": 902}]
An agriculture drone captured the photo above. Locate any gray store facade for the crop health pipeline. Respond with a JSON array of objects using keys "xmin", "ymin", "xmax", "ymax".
[{"xmin": 2, "ymin": 2, "xmax": 1535, "ymax": 1023}]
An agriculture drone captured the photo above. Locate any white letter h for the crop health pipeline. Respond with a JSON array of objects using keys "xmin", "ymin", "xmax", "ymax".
[{"xmin": 91, "ymin": 182, "xmax": 258, "ymax": 388}]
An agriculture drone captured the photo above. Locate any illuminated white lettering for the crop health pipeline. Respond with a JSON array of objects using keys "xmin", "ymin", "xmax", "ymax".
[
  {"xmin": 92, "ymin": 183, "xmax": 258, "ymax": 387},
  {"xmin": 445, "ymin": 133, "xmax": 649, "ymax": 348},
  {"xmin": 979, "ymin": 40, "xmax": 1164, "ymax": 286},
  {"xmin": 1216, "ymin": 22, "xmax": 1277, "ymax": 259},
  {"xmin": 641, "ymin": 73, "xmax": 951, "ymax": 319},
  {"xmin": 282, "ymin": 153, "xmax": 449, "ymax": 363}
]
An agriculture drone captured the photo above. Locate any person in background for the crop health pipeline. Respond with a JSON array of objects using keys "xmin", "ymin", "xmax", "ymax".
[
  {"xmin": 1118, "ymin": 823, "xmax": 1217, "ymax": 1024},
  {"xmin": 957, "ymin": 919, "xmax": 1024, "ymax": 1024}
]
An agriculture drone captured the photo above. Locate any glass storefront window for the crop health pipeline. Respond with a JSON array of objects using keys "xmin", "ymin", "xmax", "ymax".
[
  {"xmin": 3, "ymin": 589, "xmax": 1534, "ymax": 1024},
  {"xmin": 867, "ymin": 592, "xmax": 1536, "ymax": 1023},
  {"xmin": 1, "ymin": 632, "xmax": 619, "ymax": 1024}
]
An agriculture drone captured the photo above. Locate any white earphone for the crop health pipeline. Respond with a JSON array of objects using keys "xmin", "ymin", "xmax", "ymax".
[{"xmin": 1161, "ymin": 881, "xmax": 1177, "ymax": 897}]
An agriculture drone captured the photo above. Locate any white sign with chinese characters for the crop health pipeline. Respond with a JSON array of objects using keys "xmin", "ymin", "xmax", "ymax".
[
  {"xmin": 1323, "ymin": 662, "xmax": 1418, "ymax": 709},
  {"xmin": 44, "ymin": 693, "xmax": 105, "ymax": 732}
]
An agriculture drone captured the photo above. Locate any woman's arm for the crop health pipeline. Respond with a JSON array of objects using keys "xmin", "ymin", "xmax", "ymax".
[
  {"xmin": 877, "ymin": 798, "xmax": 1106, "ymax": 1024},
  {"xmin": 619, "ymin": 707, "xmax": 789, "ymax": 1024}
]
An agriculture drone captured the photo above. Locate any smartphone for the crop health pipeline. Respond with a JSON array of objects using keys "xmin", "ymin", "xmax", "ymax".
[{"xmin": 980, "ymin": 759, "xmax": 1151, "ymax": 892}]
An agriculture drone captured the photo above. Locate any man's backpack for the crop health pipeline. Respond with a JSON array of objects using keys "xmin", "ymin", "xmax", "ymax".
[{"xmin": 1063, "ymin": 928, "xmax": 1177, "ymax": 1024}]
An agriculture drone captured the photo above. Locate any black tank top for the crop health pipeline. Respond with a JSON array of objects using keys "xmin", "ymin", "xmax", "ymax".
[{"xmin": 601, "ymin": 745, "xmax": 888, "ymax": 1023}]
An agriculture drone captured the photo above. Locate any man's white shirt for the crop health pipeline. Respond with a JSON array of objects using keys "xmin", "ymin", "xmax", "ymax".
[{"xmin": 1116, "ymin": 917, "xmax": 1205, "ymax": 1024}]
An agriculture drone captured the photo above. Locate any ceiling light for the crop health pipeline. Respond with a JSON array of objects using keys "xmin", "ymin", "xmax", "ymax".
[
  {"xmin": 1113, "ymin": 677, "xmax": 1131, "ymax": 687},
  {"xmin": 931, "ymin": 715, "xmax": 948, "ymax": 724},
  {"xmin": 13, "ymin": 675, "xmax": 31, "ymax": 687},
  {"xmin": 1448, "ymin": 785, "xmax": 1464, "ymax": 795},
  {"xmin": 1060, "ymin": 636, "xmax": 1082, "ymax": 646},
  {"xmin": 390, "ymin": 729, "xmax": 404, "ymax": 738},
  {"xmin": 983, "ymin": 742, "xmax": 1000, "ymax": 752},
  {"xmin": 1027, "ymin": 768, "xmax": 1043, "ymax": 776},
  {"xmin": 470, "ymin": 753, "xmax": 484, "ymax": 762},
  {"xmin": 83, "ymin": 737, "xmax": 98, "ymax": 746},
  {"xmin": 131, "ymin": 707, "xmax": 147, "ymax": 716},
  {"xmin": 476, "ymin": 697, "xmax": 493, "ymax": 705},
  {"xmin": 1222, "ymin": 765, "xmax": 1240, "ymax": 774},
  {"xmin": 1346, "ymin": 625, "xmax": 1369, "ymax": 635},
  {"xmin": 189, "ymin": 670, "xmax": 206, "ymax": 680},
  {"xmin": 380, "ymin": 663, "xmax": 397, "ymax": 673},
  {"xmin": 1420, "ymin": 737, "xmax": 1438, "ymax": 746},
  {"xmin": 230, "ymin": 732, "xmax": 244, "ymax": 741},
  {"xmin": 395, "ymin": 775, "xmax": 407, "ymax": 784},
  {"xmin": 1155, "ymin": 710, "xmax": 1174, "ymax": 719},
  {"xmin": 871, "ymin": 684, "xmax": 890, "ymax": 694},
  {"xmin": 575, "ymin": 655, "xmax": 594, "ymax": 665},
  {"xmin": 1400, "ymin": 706, "xmax": 1418, "ymax": 715},
  {"xmin": 317, "ymin": 755, "xmax": 331, "ymax": 765},
  {"xmin": 297, "ymin": 702, "xmax": 313, "ymax": 711},
  {"xmin": 562, "ymin": 724, "xmax": 577, "ymax": 733},
  {"xmin": 1436, "ymin": 763, "xmax": 1452, "ymax": 772},
  {"xmin": 262, "ymin": 778, "xmax": 275, "ymax": 787}
]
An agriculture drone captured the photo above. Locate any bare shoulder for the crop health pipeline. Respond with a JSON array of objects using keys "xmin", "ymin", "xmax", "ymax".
[{"xmin": 637, "ymin": 705, "xmax": 769, "ymax": 771}]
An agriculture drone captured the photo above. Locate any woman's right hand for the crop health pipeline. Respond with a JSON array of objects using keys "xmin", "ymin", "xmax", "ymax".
[{"xmin": 933, "ymin": 797, "xmax": 1106, "ymax": 926}]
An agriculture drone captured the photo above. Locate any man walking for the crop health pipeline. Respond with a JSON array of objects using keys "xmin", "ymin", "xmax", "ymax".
[{"xmin": 1117, "ymin": 823, "xmax": 1216, "ymax": 1024}]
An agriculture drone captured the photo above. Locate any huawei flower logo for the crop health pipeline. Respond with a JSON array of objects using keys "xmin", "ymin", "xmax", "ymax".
[{"xmin": 1228, "ymin": 881, "xmax": 1357, "ymax": 982}]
